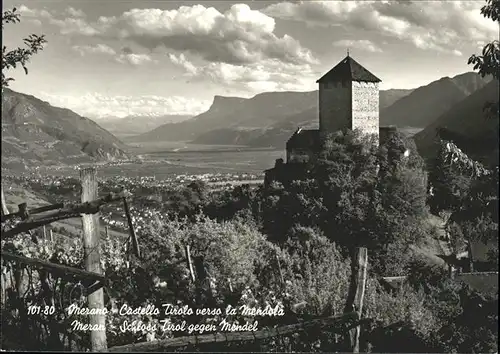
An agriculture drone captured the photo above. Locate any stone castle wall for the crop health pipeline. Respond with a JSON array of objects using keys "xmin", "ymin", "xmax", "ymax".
[
  {"xmin": 351, "ymin": 81, "xmax": 379, "ymax": 139},
  {"xmin": 318, "ymin": 81, "xmax": 351, "ymax": 134},
  {"xmin": 288, "ymin": 149, "xmax": 314, "ymax": 163}
]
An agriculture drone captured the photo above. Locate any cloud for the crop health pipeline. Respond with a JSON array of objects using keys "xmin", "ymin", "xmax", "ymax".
[
  {"xmin": 72, "ymin": 44, "xmax": 117, "ymax": 56},
  {"xmin": 333, "ymin": 39, "xmax": 382, "ymax": 53},
  {"xmin": 48, "ymin": 4, "xmax": 317, "ymax": 66},
  {"xmin": 71, "ymin": 43, "xmax": 156, "ymax": 65},
  {"xmin": 50, "ymin": 17, "xmax": 100, "ymax": 35},
  {"xmin": 25, "ymin": 19, "xmax": 42, "ymax": 26},
  {"xmin": 168, "ymin": 53, "xmax": 318, "ymax": 92},
  {"xmin": 116, "ymin": 53, "xmax": 156, "ymax": 65},
  {"xmin": 17, "ymin": 5, "xmax": 52, "ymax": 19},
  {"xmin": 262, "ymin": 1, "xmax": 498, "ymax": 56},
  {"xmin": 121, "ymin": 46, "xmax": 134, "ymax": 55},
  {"xmin": 38, "ymin": 92, "xmax": 211, "ymax": 118},
  {"xmin": 64, "ymin": 7, "xmax": 86, "ymax": 18}
]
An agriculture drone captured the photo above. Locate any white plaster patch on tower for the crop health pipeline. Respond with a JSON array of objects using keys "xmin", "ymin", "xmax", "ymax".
[{"xmin": 351, "ymin": 81, "xmax": 379, "ymax": 143}]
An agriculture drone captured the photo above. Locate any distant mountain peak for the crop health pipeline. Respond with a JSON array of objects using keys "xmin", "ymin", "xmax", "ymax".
[
  {"xmin": 381, "ymin": 71, "xmax": 491, "ymax": 128},
  {"xmin": 1, "ymin": 89, "xmax": 130, "ymax": 169},
  {"xmin": 211, "ymin": 95, "xmax": 247, "ymax": 106},
  {"xmin": 415, "ymin": 79, "xmax": 499, "ymax": 166}
]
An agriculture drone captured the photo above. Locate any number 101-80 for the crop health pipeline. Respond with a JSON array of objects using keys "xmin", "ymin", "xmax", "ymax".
[{"xmin": 27, "ymin": 305, "xmax": 55, "ymax": 315}]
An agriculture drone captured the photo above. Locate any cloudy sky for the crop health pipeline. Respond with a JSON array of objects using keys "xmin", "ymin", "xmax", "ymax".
[{"xmin": 2, "ymin": 0, "xmax": 497, "ymax": 119}]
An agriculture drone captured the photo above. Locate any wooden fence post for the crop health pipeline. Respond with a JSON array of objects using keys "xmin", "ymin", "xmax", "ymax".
[
  {"xmin": 1, "ymin": 272, "xmax": 5, "ymax": 306},
  {"xmin": 344, "ymin": 247, "xmax": 368, "ymax": 353},
  {"xmin": 184, "ymin": 245, "xmax": 196, "ymax": 283},
  {"xmin": 467, "ymin": 241, "xmax": 474, "ymax": 272},
  {"xmin": 1, "ymin": 185, "xmax": 9, "ymax": 216},
  {"xmin": 80, "ymin": 168, "xmax": 107, "ymax": 352},
  {"xmin": 122, "ymin": 197, "xmax": 140, "ymax": 258},
  {"xmin": 276, "ymin": 251, "xmax": 284, "ymax": 286}
]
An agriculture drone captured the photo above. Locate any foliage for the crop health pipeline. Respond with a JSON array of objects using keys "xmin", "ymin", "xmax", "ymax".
[
  {"xmin": 260, "ymin": 129, "xmax": 430, "ymax": 274},
  {"xmin": 445, "ymin": 165, "xmax": 499, "ymax": 270},
  {"xmin": 468, "ymin": 0, "xmax": 500, "ymax": 80},
  {"xmin": 468, "ymin": 0, "xmax": 500, "ymax": 119},
  {"xmin": 2, "ymin": 8, "xmax": 47, "ymax": 88},
  {"xmin": 427, "ymin": 141, "xmax": 473, "ymax": 215},
  {"xmin": 363, "ymin": 257, "xmax": 498, "ymax": 353},
  {"xmin": 364, "ymin": 281, "xmax": 441, "ymax": 352},
  {"xmin": 204, "ymin": 184, "xmax": 260, "ymax": 222},
  {"xmin": 427, "ymin": 137, "xmax": 498, "ymax": 270},
  {"xmin": 469, "ymin": 39, "xmax": 500, "ymax": 81},
  {"xmin": 279, "ymin": 226, "xmax": 351, "ymax": 317},
  {"xmin": 401, "ymin": 257, "xmax": 499, "ymax": 353}
]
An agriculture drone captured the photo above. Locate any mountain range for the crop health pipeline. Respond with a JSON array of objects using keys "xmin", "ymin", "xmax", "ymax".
[
  {"xmin": 381, "ymin": 72, "xmax": 492, "ymax": 127},
  {"xmin": 1, "ymin": 71, "xmax": 496, "ymax": 170},
  {"xmin": 1, "ymin": 88, "xmax": 130, "ymax": 169},
  {"xmin": 98, "ymin": 114, "xmax": 192, "ymax": 138},
  {"xmin": 414, "ymin": 79, "xmax": 499, "ymax": 166},
  {"xmin": 128, "ymin": 72, "xmax": 491, "ymax": 149}
]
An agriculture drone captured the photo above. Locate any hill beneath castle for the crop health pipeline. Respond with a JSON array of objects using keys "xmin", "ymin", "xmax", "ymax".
[{"xmin": 1, "ymin": 88, "xmax": 130, "ymax": 170}]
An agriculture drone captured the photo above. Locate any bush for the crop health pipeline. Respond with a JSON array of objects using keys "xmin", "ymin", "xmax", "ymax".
[{"xmin": 364, "ymin": 281, "xmax": 441, "ymax": 352}]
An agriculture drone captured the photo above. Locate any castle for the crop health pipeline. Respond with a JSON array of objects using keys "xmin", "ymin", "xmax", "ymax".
[{"xmin": 265, "ymin": 54, "xmax": 397, "ymax": 184}]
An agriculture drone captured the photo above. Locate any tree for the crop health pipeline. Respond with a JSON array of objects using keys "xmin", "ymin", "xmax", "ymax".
[
  {"xmin": 468, "ymin": 0, "xmax": 500, "ymax": 118},
  {"xmin": 1, "ymin": 8, "xmax": 47, "ymax": 214},
  {"xmin": 468, "ymin": 0, "xmax": 500, "ymax": 80},
  {"xmin": 427, "ymin": 141, "xmax": 473, "ymax": 216},
  {"xmin": 2, "ymin": 8, "xmax": 47, "ymax": 88}
]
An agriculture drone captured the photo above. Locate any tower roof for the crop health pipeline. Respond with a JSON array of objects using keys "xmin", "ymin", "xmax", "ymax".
[{"xmin": 316, "ymin": 55, "xmax": 381, "ymax": 83}]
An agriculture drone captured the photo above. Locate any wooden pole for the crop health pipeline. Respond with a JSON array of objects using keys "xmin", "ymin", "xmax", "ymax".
[
  {"xmin": 122, "ymin": 197, "xmax": 140, "ymax": 258},
  {"xmin": 13, "ymin": 202, "xmax": 31, "ymax": 343},
  {"xmin": 1, "ymin": 272, "xmax": 5, "ymax": 306},
  {"xmin": 18, "ymin": 203, "xmax": 28, "ymax": 219},
  {"xmin": 80, "ymin": 168, "xmax": 107, "ymax": 352},
  {"xmin": 1, "ymin": 252, "xmax": 105, "ymax": 284},
  {"xmin": 276, "ymin": 251, "xmax": 284, "ymax": 286},
  {"xmin": 49, "ymin": 229, "xmax": 54, "ymax": 242},
  {"xmin": 344, "ymin": 247, "xmax": 368, "ymax": 353},
  {"xmin": 14, "ymin": 203, "xmax": 30, "ymax": 311},
  {"xmin": 1, "ymin": 185, "xmax": 9, "ymax": 216},
  {"xmin": 184, "ymin": 245, "xmax": 196, "ymax": 282},
  {"xmin": 42, "ymin": 225, "xmax": 47, "ymax": 240},
  {"xmin": 468, "ymin": 241, "xmax": 474, "ymax": 272}
]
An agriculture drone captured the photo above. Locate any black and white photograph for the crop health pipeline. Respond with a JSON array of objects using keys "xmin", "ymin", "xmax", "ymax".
[{"xmin": 1, "ymin": 0, "xmax": 498, "ymax": 352}]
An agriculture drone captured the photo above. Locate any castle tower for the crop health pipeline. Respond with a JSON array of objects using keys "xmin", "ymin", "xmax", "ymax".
[{"xmin": 316, "ymin": 54, "xmax": 381, "ymax": 142}]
